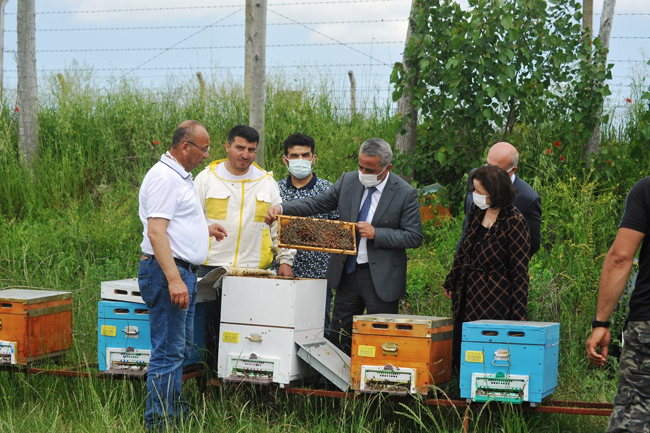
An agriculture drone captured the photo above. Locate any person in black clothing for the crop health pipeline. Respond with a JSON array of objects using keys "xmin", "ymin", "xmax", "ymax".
[
  {"xmin": 586, "ymin": 176, "xmax": 650, "ymax": 432},
  {"xmin": 445, "ymin": 165, "xmax": 531, "ymax": 372}
]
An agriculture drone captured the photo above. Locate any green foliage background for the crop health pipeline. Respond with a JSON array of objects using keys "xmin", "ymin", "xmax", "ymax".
[
  {"xmin": 1, "ymin": 2, "xmax": 650, "ymax": 427},
  {"xmin": 391, "ymin": 0, "xmax": 614, "ymax": 202}
]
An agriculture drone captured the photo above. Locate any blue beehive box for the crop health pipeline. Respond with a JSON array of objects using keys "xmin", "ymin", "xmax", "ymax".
[
  {"xmin": 97, "ymin": 300, "xmax": 207, "ymax": 372},
  {"xmin": 459, "ymin": 320, "xmax": 560, "ymax": 405}
]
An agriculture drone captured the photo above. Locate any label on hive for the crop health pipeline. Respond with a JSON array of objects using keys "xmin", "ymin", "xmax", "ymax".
[
  {"xmin": 223, "ymin": 331, "xmax": 240, "ymax": 344},
  {"xmin": 357, "ymin": 345, "xmax": 376, "ymax": 357},
  {"xmin": 465, "ymin": 350, "xmax": 484, "ymax": 363},
  {"xmin": 0, "ymin": 341, "xmax": 17, "ymax": 365},
  {"xmin": 101, "ymin": 325, "xmax": 117, "ymax": 337}
]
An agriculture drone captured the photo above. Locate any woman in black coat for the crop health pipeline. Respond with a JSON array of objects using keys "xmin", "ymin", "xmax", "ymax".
[{"xmin": 443, "ymin": 165, "xmax": 531, "ymax": 372}]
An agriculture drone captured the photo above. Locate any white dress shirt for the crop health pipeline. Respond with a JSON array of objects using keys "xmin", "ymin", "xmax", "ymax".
[{"xmin": 356, "ymin": 172, "xmax": 390, "ymax": 264}]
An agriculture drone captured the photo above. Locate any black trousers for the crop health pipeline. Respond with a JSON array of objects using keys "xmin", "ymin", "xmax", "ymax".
[
  {"xmin": 197, "ymin": 265, "xmax": 220, "ymax": 376},
  {"xmin": 328, "ymin": 266, "xmax": 399, "ymax": 356}
]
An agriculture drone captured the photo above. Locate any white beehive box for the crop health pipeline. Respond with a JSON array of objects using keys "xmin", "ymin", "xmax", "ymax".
[
  {"xmin": 218, "ymin": 275, "xmax": 326, "ymax": 386},
  {"xmin": 101, "ymin": 277, "xmax": 217, "ymax": 304},
  {"xmin": 220, "ymin": 276, "xmax": 326, "ymax": 330}
]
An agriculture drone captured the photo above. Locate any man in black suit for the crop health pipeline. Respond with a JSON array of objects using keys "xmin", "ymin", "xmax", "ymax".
[
  {"xmin": 265, "ymin": 138, "xmax": 423, "ymax": 355},
  {"xmin": 462, "ymin": 142, "xmax": 542, "ymax": 256}
]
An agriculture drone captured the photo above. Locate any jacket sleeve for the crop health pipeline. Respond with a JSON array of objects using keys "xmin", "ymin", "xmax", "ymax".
[
  {"xmin": 282, "ymin": 173, "xmax": 343, "ymax": 217},
  {"xmin": 464, "ymin": 171, "xmax": 475, "ymax": 216},
  {"xmin": 456, "ymin": 171, "xmax": 475, "ymax": 254},
  {"xmin": 269, "ymin": 178, "xmax": 296, "ymax": 266},
  {"xmin": 444, "ymin": 208, "xmax": 474, "ymax": 293},
  {"xmin": 443, "ymin": 251, "xmax": 463, "ymax": 294},
  {"xmin": 508, "ymin": 213, "xmax": 531, "ymax": 320},
  {"xmin": 521, "ymin": 195, "xmax": 542, "ymax": 257},
  {"xmin": 373, "ymin": 186, "xmax": 423, "ymax": 249}
]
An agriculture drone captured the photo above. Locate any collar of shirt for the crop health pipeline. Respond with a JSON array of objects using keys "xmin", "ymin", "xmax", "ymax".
[
  {"xmin": 359, "ymin": 171, "xmax": 390, "ymax": 211},
  {"xmin": 372, "ymin": 170, "xmax": 390, "ymax": 194},
  {"xmin": 285, "ymin": 173, "xmax": 319, "ymax": 190},
  {"xmin": 510, "ymin": 173, "xmax": 516, "ymax": 184},
  {"xmin": 161, "ymin": 152, "xmax": 191, "ymax": 180}
]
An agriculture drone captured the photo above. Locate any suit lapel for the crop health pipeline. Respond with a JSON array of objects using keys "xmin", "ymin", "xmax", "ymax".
[{"xmin": 371, "ymin": 173, "xmax": 398, "ymax": 226}]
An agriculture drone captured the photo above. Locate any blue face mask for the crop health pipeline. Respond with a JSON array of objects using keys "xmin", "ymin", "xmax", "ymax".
[{"xmin": 287, "ymin": 157, "xmax": 313, "ymax": 179}]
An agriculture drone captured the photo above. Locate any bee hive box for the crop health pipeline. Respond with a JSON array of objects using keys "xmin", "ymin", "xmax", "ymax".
[
  {"xmin": 0, "ymin": 289, "xmax": 72, "ymax": 366},
  {"xmin": 277, "ymin": 215, "xmax": 356, "ymax": 255}
]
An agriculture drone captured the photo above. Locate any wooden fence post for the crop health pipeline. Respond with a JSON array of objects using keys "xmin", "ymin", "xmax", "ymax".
[
  {"xmin": 250, "ymin": 0, "xmax": 267, "ymax": 166},
  {"xmin": 196, "ymin": 71, "xmax": 207, "ymax": 115},
  {"xmin": 244, "ymin": 0, "xmax": 253, "ymax": 99},
  {"xmin": 0, "ymin": 0, "xmax": 9, "ymax": 103},
  {"xmin": 17, "ymin": 0, "xmax": 39, "ymax": 168},
  {"xmin": 348, "ymin": 70, "xmax": 356, "ymax": 117}
]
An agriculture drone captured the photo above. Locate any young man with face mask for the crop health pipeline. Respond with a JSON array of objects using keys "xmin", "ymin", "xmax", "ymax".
[
  {"xmin": 276, "ymin": 133, "xmax": 339, "ymax": 335},
  {"xmin": 265, "ymin": 138, "xmax": 423, "ymax": 356}
]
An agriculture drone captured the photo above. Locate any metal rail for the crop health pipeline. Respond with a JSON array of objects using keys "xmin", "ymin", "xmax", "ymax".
[
  {"xmin": 0, "ymin": 362, "xmax": 204, "ymax": 383},
  {"xmin": 209, "ymin": 379, "xmax": 613, "ymax": 417},
  {"xmin": 0, "ymin": 366, "xmax": 612, "ymax": 423}
]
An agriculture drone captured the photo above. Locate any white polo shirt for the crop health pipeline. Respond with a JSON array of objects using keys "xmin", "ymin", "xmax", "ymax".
[{"xmin": 139, "ymin": 154, "xmax": 209, "ymax": 265}]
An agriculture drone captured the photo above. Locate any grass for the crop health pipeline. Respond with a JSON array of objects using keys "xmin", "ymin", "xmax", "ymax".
[{"xmin": 1, "ymin": 68, "xmax": 647, "ymax": 431}]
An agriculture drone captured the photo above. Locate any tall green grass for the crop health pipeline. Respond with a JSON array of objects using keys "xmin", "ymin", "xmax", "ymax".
[{"xmin": 1, "ymin": 68, "xmax": 646, "ymax": 431}]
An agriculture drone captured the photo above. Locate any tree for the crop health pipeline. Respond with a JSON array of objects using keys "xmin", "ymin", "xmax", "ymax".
[
  {"xmin": 391, "ymin": 0, "xmax": 609, "ymax": 190},
  {"xmin": 584, "ymin": 0, "xmax": 616, "ymax": 164},
  {"xmin": 394, "ymin": 0, "xmax": 419, "ymax": 184}
]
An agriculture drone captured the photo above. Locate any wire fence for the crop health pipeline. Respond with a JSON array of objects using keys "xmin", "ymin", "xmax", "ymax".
[{"xmin": 0, "ymin": 1, "xmax": 648, "ymax": 105}]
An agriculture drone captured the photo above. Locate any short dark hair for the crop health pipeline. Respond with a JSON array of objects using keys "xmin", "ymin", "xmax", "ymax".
[
  {"xmin": 283, "ymin": 133, "xmax": 315, "ymax": 156},
  {"xmin": 470, "ymin": 165, "xmax": 516, "ymax": 209},
  {"xmin": 227, "ymin": 125, "xmax": 259, "ymax": 145},
  {"xmin": 171, "ymin": 120, "xmax": 205, "ymax": 149}
]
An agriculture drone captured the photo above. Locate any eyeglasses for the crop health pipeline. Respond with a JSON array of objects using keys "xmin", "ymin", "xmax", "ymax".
[{"xmin": 187, "ymin": 141, "xmax": 210, "ymax": 154}]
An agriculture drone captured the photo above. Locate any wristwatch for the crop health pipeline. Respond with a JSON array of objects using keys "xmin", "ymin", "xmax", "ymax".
[{"xmin": 592, "ymin": 317, "xmax": 611, "ymax": 329}]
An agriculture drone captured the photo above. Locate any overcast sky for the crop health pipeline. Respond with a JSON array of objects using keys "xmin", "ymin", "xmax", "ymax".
[{"xmin": 1, "ymin": 0, "xmax": 648, "ymax": 106}]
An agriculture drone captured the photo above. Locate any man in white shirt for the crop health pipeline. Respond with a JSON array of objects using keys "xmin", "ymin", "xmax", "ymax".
[{"xmin": 138, "ymin": 120, "xmax": 226, "ymax": 430}]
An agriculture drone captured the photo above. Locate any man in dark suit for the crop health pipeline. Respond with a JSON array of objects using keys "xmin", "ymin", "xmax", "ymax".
[
  {"xmin": 462, "ymin": 142, "xmax": 542, "ymax": 256},
  {"xmin": 265, "ymin": 138, "xmax": 423, "ymax": 355}
]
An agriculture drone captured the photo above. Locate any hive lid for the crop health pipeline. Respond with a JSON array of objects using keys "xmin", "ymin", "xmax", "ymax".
[
  {"xmin": 204, "ymin": 266, "xmax": 279, "ymax": 291},
  {"xmin": 197, "ymin": 267, "xmax": 228, "ymax": 292},
  {"xmin": 462, "ymin": 320, "xmax": 560, "ymax": 347},
  {"xmin": 354, "ymin": 314, "xmax": 453, "ymax": 327},
  {"xmin": 101, "ymin": 278, "xmax": 137, "ymax": 290},
  {"xmin": 296, "ymin": 338, "xmax": 350, "ymax": 392},
  {"xmin": 0, "ymin": 289, "xmax": 72, "ymax": 304}
]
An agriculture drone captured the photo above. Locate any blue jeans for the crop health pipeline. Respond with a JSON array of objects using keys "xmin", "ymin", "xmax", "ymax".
[{"xmin": 138, "ymin": 256, "xmax": 197, "ymax": 430}]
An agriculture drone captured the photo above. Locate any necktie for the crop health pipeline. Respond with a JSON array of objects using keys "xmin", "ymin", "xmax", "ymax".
[{"xmin": 345, "ymin": 186, "xmax": 377, "ymax": 274}]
